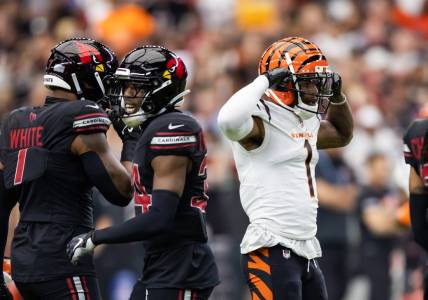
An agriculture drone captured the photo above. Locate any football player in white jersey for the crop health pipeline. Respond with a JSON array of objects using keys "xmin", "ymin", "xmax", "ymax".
[{"xmin": 217, "ymin": 37, "xmax": 353, "ymax": 300}]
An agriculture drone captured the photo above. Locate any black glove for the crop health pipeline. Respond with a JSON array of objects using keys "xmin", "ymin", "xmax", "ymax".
[
  {"xmin": 264, "ymin": 68, "xmax": 291, "ymax": 88},
  {"xmin": 0, "ymin": 283, "xmax": 12, "ymax": 300},
  {"xmin": 110, "ymin": 116, "xmax": 143, "ymax": 162},
  {"xmin": 330, "ymin": 73, "xmax": 345, "ymax": 104},
  {"xmin": 66, "ymin": 231, "xmax": 96, "ymax": 265},
  {"xmin": 111, "ymin": 116, "xmax": 143, "ymax": 142}
]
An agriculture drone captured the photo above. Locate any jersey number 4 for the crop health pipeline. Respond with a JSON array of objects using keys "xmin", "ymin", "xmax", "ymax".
[
  {"xmin": 132, "ymin": 163, "xmax": 152, "ymax": 214},
  {"xmin": 191, "ymin": 155, "xmax": 208, "ymax": 213}
]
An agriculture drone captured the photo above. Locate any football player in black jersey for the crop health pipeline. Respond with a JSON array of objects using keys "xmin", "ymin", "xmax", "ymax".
[
  {"xmin": 67, "ymin": 46, "xmax": 220, "ymax": 299},
  {"xmin": 403, "ymin": 118, "xmax": 428, "ymax": 298},
  {"xmin": 0, "ymin": 38, "xmax": 133, "ymax": 299}
]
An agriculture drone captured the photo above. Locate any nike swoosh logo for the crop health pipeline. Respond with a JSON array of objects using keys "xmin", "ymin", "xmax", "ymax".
[
  {"xmin": 85, "ymin": 104, "xmax": 99, "ymax": 109},
  {"xmin": 168, "ymin": 123, "xmax": 184, "ymax": 130}
]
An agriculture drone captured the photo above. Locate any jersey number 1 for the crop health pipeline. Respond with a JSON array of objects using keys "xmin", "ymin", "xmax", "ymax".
[
  {"xmin": 14, "ymin": 148, "xmax": 28, "ymax": 185},
  {"xmin": 304, "ymin": 140, "xmax": 315, "ymax": 198}
]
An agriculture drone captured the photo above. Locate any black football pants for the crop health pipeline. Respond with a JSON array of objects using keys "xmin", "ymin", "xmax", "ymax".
[
  {"xmin": 242, "ymin": 245, "xmax": 328, "ymax": 300},
  {"xmin": 15, "ymin": 276, "xmax": 101, "ymax": 300}
]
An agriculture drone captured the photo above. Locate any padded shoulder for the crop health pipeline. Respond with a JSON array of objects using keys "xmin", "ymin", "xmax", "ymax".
[{"xmin": 66, "ymin": 100, "xmax": 111, "ymax": 134}]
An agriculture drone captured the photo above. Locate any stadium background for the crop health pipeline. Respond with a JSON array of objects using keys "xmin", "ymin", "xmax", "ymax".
[{"xmin": 1, "ymin": 0, "xmax": 428, "ymax": 299}]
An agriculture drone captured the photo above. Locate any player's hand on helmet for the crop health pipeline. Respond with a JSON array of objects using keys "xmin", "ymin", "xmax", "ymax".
[
  {"xmin": 264, "ymin": 68, "xmax": 291, "ymax": 89},
  {"xmin": 0, "ymin": 283, "xmax": 13, "ymax": 300},
  {"xmin": 330, "ymin": 73, "xmax": 346, "ymax": 104},
  {"xmin": 66, "ymin": 231, "xmax": 96, "ymax": 265}
]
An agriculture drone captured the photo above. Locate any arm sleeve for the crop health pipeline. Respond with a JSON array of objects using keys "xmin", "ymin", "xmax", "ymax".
[
  {"xmin": 409, "ymin": 192, "xmax": 428, "ymax": 251},
  {"xmin": 119, "ymin": 126, "xmax": 143, "ymax": 162},
  {"xmin": 121, "ymin": 139, "xmax": 137, "ymax": 162},
  {"xmin": 93, "ymin": 190, "xmax": 179, "ymax": 244},
  {"xmin": 80, "ymin": 151, "xmax": 131, "ymax": 207},
  {"xmin": 217, "ymin": 75, "xmax": 269, "ymax": 141},
  {"xmin": 0, "ymin": 171, "xmax": 17, "ymax": 285}
]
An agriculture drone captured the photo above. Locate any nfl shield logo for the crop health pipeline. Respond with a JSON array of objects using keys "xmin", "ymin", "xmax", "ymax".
[
  {"xmin": 29, "ymin": 112, "xmax": 37, "ymax": 122},
  {"xmin": 283, "ymin": 249, "xmax": 291, "ymax": 259}
]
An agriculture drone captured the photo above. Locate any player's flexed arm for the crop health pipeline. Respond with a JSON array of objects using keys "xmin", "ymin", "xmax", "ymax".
[
  {"xmin": 217, "ymin": 69, "xmax": 290, "ymax": 149},
  {"xmin": 316, "ymin": 73, "xmax": 353, "ymax": 149},
  {"xmin": 66, "ymin": 154, "xmax": 188, "ymax": 264}
]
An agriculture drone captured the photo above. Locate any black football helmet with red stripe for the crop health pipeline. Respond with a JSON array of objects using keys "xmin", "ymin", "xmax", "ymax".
[
  {"xmin": 44, "ymin": 38, "xmax": 118, "ymax": 102},
  {"xmin": 107, "ymin": 45, "xmax": 190, "ymax": 127}
]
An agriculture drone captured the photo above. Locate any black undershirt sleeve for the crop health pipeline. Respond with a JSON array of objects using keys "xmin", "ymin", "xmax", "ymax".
[
  {"xmin": 93, "ymin": 190, "xmax": 179, "ymax": 244},
  {"xmin": 80, "ymin": 151, "xmax": 131, "ymax": 207},
  {"xmin": 120, "ymin": 139, "xmax": 138, "ymax": 162}
]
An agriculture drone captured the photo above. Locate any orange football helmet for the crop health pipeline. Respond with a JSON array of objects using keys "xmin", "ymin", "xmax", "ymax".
[{"xmin": 258, "ymin": 37, "xmax": 334, "ymax": 118}]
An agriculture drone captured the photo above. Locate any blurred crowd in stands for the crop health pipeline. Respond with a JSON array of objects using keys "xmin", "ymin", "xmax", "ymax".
[{"xmin": 1, "ymin": 0, "xmax": 428, "ymax": 299}]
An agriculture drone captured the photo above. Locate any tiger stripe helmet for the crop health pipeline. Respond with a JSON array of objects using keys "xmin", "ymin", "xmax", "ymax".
[{"xmin": 258, "ymin": 37, "xmax": 334, "ymax": 118}]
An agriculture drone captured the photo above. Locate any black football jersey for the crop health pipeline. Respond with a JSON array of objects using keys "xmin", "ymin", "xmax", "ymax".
[
  {"xmin": 0, "ymin": 96, "xmax": 110, "ymax": 282},
  {"xmin": 0, "ymin": 97, "xmax": 110, "ymax": 226},
  {"xmin": 403, "ymin": 119, "xmax": 428, "ymax": 182},
  {"xmin": 132, "ymin": 111, "xmax": 209, "ymax": 253}
]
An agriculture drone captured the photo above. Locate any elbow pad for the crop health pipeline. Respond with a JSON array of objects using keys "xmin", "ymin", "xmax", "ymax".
[
  {"xmin": 80, "ymin": 151, "xmax": 131, "ymax": 207},
  {"xmin": 409, "ymin": 193, "xmax": 428, "ymax": 251}
]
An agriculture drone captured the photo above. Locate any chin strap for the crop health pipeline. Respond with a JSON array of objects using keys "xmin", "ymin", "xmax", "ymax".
[
  {"xmin": 71, "ymin": 73, "xmax": 84, "ymax": 100},
  {"xmin": 93, "ymin": 72, "xmax": 105, "ymax": 95}
]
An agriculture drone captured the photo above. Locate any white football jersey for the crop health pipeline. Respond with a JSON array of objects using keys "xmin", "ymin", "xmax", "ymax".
[{"xmin": 230, "ymin": 100, "xmax": 322, "ymax": 259}]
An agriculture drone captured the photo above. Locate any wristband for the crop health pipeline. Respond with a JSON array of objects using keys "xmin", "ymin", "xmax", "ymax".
[{"xmin": 330, "ymin": 95, "xmax": 347, "ymax": 106}]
